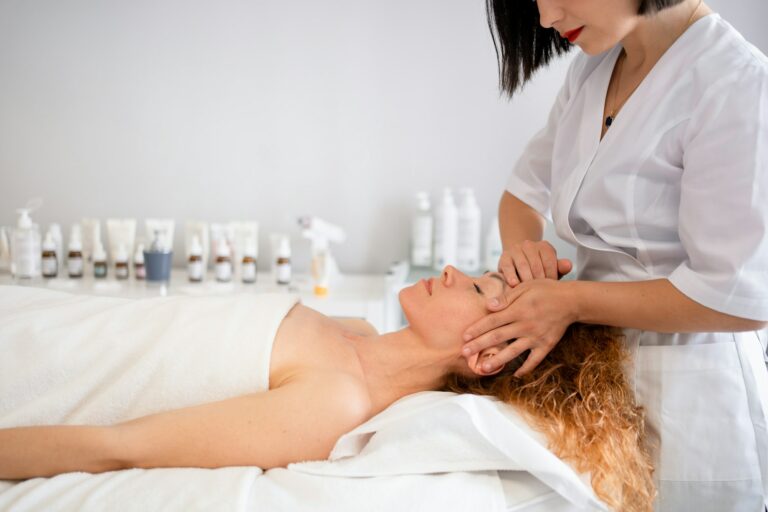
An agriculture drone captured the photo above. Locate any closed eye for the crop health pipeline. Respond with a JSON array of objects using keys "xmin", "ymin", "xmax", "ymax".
[{"xmin": 474, "ymin": 283, "xmax": 483, "ymax": 295}]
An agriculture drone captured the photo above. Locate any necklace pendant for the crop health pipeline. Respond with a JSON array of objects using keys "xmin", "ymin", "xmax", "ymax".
[{"xmin": 605, "ymin": 115, "xmax": 613, "ymax": 128}]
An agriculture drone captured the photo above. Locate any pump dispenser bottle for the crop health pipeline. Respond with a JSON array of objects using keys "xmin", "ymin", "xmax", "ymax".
[
  {"xmin": 457, "ymin": 188, "xmax": 482, "ymax": 272},
  {"xmin": 12, "ymin": 208, "xmax": 41, "ymax": 279},
  {"xmin": 433, "ymin": 188, "xmax": 458, "ymax": 270},
  {"xmin": 410, "ymin": 192, "xmax": 433, "ymax": 268}
]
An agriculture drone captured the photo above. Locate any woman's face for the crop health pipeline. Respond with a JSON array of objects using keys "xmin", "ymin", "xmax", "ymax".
[
  {"xmin": 399, "ymin": 266, "xmax": 509, "ymax": 375},
  {"xmin": 535, "ymin": 0, "xmax": 641, "ymax": 55}
]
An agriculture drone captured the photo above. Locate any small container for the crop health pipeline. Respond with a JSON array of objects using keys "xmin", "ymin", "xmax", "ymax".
[
  {"xmin": 275, "ymin": 236, "xmax": 291, "ymax": 285},
  {"xmin": 188, "ymin": 235, "xmax": 204, "ymax": 283},
  {"xmin": 144, "ymin": 231, "xmax": 173, "ymax": 282},
  {"xmin": 41, "ymin": 232, "xmax": 58, "ymax": 278},
  {"xmin": 133, "ymin": 244, "xmax": 146, "ymax": 280},
  {"xmin": 93, "ymin": 242, "xmax": 108, "ymax": 279},
  {"xmin": 67, "ymin": 231, "xmax": 84, "ymax": 279},
  {"xmin": 114, "ymin": 244, "xmax": 129, "ymax": 280},
  {"xmin": 241, "ymin": 237, "xmax": 257, "ymax": 284},
  {"xmin": 214, "ymin": 241, "xmax": 232, "ymax": 283}
]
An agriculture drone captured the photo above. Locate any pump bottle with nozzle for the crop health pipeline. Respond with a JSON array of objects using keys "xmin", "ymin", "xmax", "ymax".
[{"xmin": 298, "ymin": 216, "xmax": 346, "ymax": 296}]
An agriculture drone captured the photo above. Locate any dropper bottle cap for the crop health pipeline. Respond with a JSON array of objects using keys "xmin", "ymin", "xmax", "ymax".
[
  {"xmin": 134, "ymin": 244, "xmax": 145, "ymax": 264},
  {"xmin": 216, "ymin": 240, "xmax": 231, "ymax": 258},
  {"xmin": 115, "ymin": 244, "xmax": 128, "ymax": 262},
  {"xmin": 190, "ymin": 235, "xmax": 203, "ymax": 256},
  {"xmin": 93, "ymin": 242, "xmax": 107, "ymax": 262},
  {"xmin": 43, "ymin": 232, "xmax": 56, "ymax": 251}
]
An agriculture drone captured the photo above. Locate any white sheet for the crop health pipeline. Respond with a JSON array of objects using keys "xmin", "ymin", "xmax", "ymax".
[{"xmin": 0, "ymin": 285, "xmax": 608, "ymax": 511}]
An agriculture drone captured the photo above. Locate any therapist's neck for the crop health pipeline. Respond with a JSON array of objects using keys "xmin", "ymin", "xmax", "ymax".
[
  {"xmin": 620, "ymin": 0, "xmax": 712, "ymax": 72},
  {"xmin": 347, "ymin": 329, "xmax": 462, "ymax": 417}
]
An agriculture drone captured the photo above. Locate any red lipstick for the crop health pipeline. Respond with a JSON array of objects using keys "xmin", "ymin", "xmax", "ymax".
[{"xmin": 562, "ymin": 26, "xmax": 584, "ymax": 43}]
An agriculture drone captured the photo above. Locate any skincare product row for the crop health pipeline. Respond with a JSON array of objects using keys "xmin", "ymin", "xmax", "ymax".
[
  {"xmin": 3, "ymin": 211, "xmax": 294, "ymax": 286},
  {"xmin": 410, "ymin": 188, "xmax": 491, "ymax": 272}
]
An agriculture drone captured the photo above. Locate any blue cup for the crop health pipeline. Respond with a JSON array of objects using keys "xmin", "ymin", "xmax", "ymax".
[{"xmin": 144, "ymin": 250, "xmax": 173, "ymax": 282}]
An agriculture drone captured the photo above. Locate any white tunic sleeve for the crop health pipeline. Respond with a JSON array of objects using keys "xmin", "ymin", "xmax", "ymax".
[
  {"xmin": 668, "ymin": 61, "xmax": 768, "ymax": 321},
  {"xmin": 505, "ymin": 56, "xmax": 584, "ymax": 220}
]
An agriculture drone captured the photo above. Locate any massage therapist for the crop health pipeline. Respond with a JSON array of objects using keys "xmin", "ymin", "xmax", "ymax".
[{"xmin": 461, "ymin": 1, "xmax": 768, "ymax": 510}]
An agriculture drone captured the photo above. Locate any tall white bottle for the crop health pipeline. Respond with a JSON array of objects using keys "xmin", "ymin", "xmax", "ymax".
[
  {"xmin": 11, "ymin": 208, "xmax": 41, "ymax": 279},
  {"xmin": 410, "ymin": 192, "xmax": 433, "ymax": 268},
  {"xmin": 433, "ymin": 188, "xmax": 458, "ymax": 270},
  {"xmin": 457, "ymin": 188, "xmax": 482, "ymax": 272},
  {"xmin": 484, "ymin": 216, "xmax": 503, "ymax": 273}
]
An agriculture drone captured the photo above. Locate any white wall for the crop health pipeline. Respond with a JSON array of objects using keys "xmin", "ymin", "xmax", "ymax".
[{"xmin": 0, "ymin": 0, "xmax": 764, "ymax": 273}]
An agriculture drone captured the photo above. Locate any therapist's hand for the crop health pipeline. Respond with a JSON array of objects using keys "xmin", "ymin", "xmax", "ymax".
[
  {"xmin": 498, "ymin": 240, "xmax": 572, "ymax": 287},
  {"xmin": 461, "ymin": 279, "xmax": 578, "ymax": 377}
]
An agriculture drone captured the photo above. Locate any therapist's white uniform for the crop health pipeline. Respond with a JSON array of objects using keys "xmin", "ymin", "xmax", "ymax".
[{"xmin": 506, "ymin": 14, "xmax": 768, "ymax": 511}]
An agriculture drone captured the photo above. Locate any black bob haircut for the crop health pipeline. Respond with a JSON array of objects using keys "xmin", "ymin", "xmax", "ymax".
[{"xmin": 487, "ymin": 0, "xmax": 687, "ymax": 96}]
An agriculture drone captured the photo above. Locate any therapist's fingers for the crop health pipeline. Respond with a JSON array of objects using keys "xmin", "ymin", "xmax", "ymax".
[
  {"xmin": 462, "ymin": 319, "xmax": 524, "ymax": 357},
  {"xmin": 557, "ymin": 258, "xmax": 573, "ymax": 278},
  {"xmin": 509, "ymin": 245, "xmax": 534, "ymax": 282},
  {"xmin": 513, "ymin": 347, "xmax": 551, "ymax": 378},
  {"xmin": 539, "ymin": 245, "xmax": 559, "ymax": 280},
  {"xmin": 498, "ymin": 255, "xmax": 521, "ymax": 287},
  {"xmin": 481, "ymin": 338, "xmax": 533, "ymax": 373},
  {"xmin": 522, "ymin": 241, "xmax": 547, "ymax": 280}
]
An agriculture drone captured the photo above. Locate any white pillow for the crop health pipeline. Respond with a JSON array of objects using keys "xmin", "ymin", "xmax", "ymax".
[{"xmin": 291, "ymin": 391, "xmax": 608, "ymax": 511}]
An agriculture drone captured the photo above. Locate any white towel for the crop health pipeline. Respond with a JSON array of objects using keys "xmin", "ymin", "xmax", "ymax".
[{"xmin": 0, "ymin": 285, "xmax": 298, "ymax": 427}]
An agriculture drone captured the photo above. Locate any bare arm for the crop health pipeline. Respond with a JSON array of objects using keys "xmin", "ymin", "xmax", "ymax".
[
  {"xmin": 0, "ymin": 374, "xmax": 370, "ymax": 480},
  {"xmin": 569, "ymin": 278, "xmax": 768, "ymax": 333},
  {"xmin": 498, "ymin": 191, "xmax": 545, "ymax": 249}
]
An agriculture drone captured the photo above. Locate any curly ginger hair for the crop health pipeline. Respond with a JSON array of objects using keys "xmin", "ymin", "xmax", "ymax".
[{"xmin": 441, "ymin": 324, "xmax": 655, "ymax": 512}]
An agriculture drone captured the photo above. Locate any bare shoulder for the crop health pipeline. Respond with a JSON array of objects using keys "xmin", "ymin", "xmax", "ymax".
[{"xmin": 331, "ymin": 317, "xmax": 379, "ymax": 337}]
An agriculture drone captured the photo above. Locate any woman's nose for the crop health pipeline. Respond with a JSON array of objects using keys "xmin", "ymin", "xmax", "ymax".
[
  {"xmin": 441, "ymin": 265, "xmax": 460, "ymax": 286},
  {"xmin": 536, "ymin": 0, "xmax": 564, "ymax": 29}
]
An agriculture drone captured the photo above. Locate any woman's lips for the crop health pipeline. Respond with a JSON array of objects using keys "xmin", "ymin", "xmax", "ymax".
[{"xmin": 563, "ymin": 26, "xmax": 584, "ymax": 43}]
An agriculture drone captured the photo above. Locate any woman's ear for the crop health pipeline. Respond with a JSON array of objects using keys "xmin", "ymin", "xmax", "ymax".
[{"xmin": 467, "ymin": 346, "xmax": 506, "ymax": 377}]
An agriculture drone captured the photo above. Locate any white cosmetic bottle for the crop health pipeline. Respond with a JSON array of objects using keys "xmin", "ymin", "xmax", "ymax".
[
  {"xmin": 433, "ymin": 188, "xmax": 458, "ymax": 270},
  {"xmin": 484, "ymin": 216, "xmax": 503, "ymax": 273},
  {"xmin": 410, "ymin": 192, "xmax": 433, "ymax": 268},
  {"xmin": 457, "ymin": 188, "xmax": 482, "ymax": 272},
  {"xmin": 11, "ymin": 208, "xmax": 41, "ymax": 279}
]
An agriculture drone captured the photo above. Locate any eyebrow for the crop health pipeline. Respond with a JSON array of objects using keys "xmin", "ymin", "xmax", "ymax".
[{"xmin": 483, "ymin": 271, "xmax": 508, "ymax": 290}]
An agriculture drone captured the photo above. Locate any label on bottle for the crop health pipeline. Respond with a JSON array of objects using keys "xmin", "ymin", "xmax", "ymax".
[
  {"xmin": 411, "ymin": 216, "xmax": 433, "ymax": 267},
  {"xmin": 188, "ymin": 260, "xmax": 204, "ymax": 281},
  {"xmin": 276, "ymin": 262, "xmax": 291, "ymax": 284},
  {"xmin": 68, "ymin": 257, "xmax": 84, "ymax": 277},
  {"xmin": 242, "ymin": 261, "xmax": 257, "ymax": 283},
  {"xmin": 134, "ymin": 264, "xmax": 146, "ymax": 280},
  {"xmin": 94, "ymin": 263, "xmax": 107, "ymax": 278},
  {"xmin": 115, "ymin": 264, "xmax": 129, "ymax": 279},
  {"xmin": 42, "ymin": 255, "xmax": 58, "ymax": 277},
  {"xmin": 214, "ymin": 260, "xmax": 231, "ymax": 282}
]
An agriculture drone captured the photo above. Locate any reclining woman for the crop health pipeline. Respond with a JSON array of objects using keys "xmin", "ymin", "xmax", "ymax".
[{"xmin": 0, "ymin": 266, "xmax": 654, "ymax": 511}]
